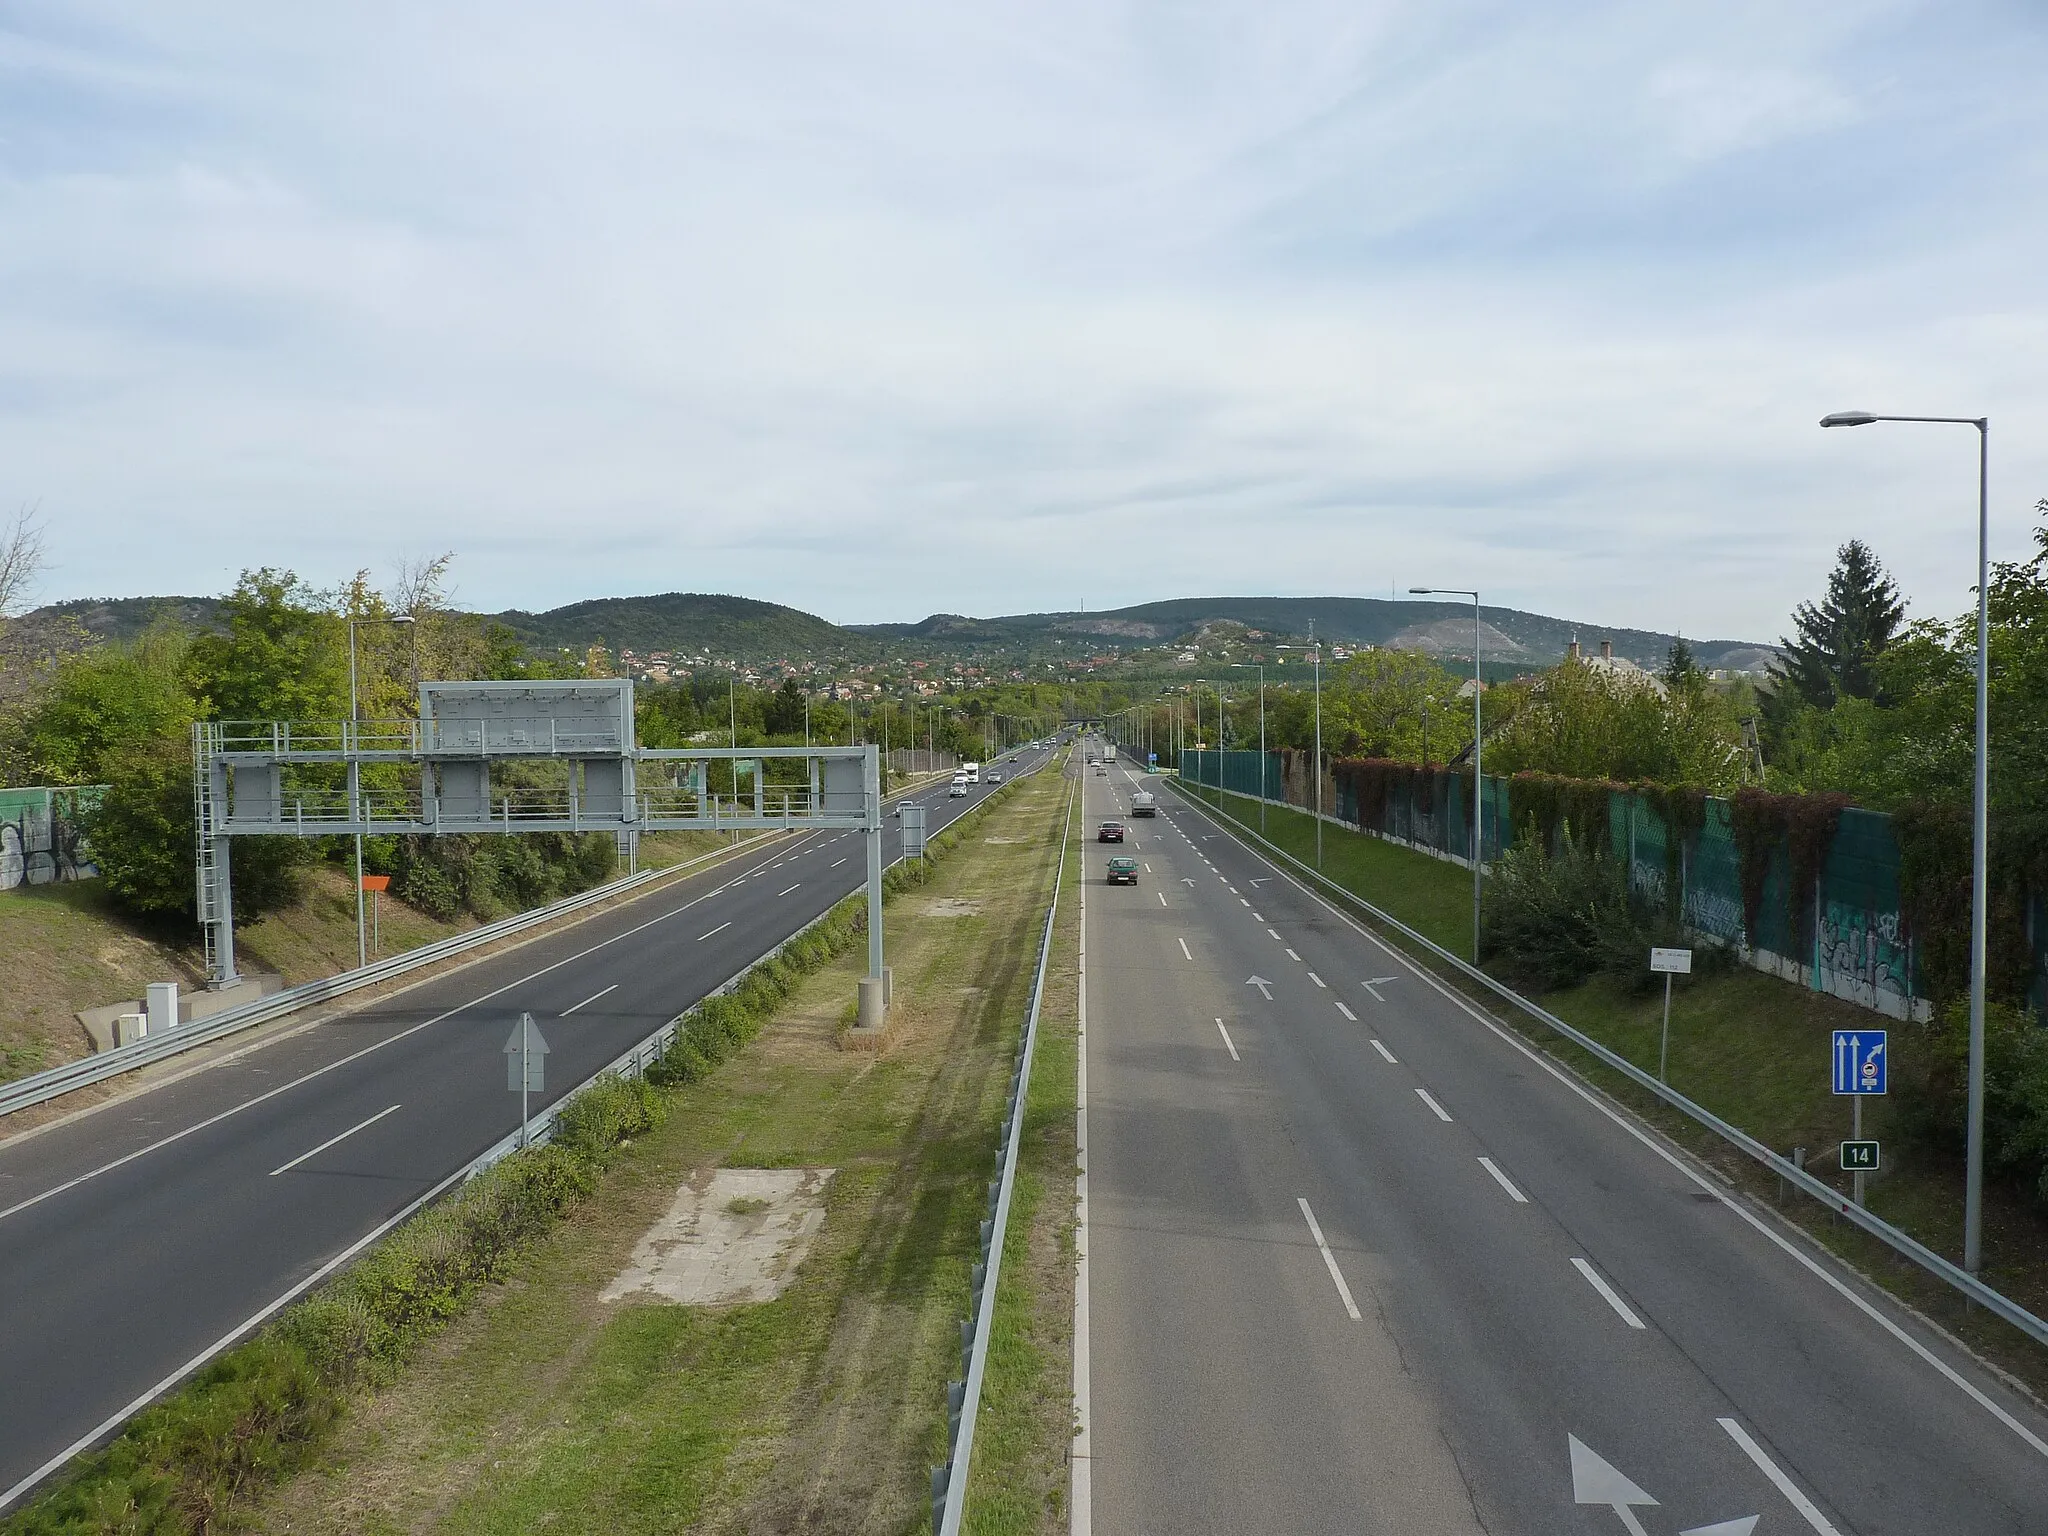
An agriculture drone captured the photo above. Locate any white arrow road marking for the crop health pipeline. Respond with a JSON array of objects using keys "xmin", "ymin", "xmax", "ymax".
[
  {"xmin": 1183, "ymin": 877, "xmax": 1196, "ymax": 886},
  {"xmin": 269, "ymin": 1104, "xmax": 402, "ymax": 1177},
  {"xmin": 1719, "ymin": 1419, "xmax": 1843, "ymax": 1535},
  {"xmin": 1477, "ymin": 1157, "xmax": 1528, "ymax": 1203},
  {"xmin": 1569, "ymin": 1436, "xmax": 1658, "ymax": 1536},
  {"xmin": 1680, "ymin": 1520, "xmax": 1759, "ymax": 1536},
  {"xmin": 1571, "ymin": 1257, "xmax": 1647, "ymax": 1329},
  {"xmin": 1246, "ymin": 976, "xmax": 1274, "ymax": 1000},
  {"xmin": 1177, "ymin": 937, "xmax": 1193, "ymax": 960},
  {"xmin": 1334, "ymin": 1001, "xmax": 1357, "ymax": 1021},
  {"xmin": 1360, "ymin": 976, "xmax": 1401, "ymax": 1002},
  {"xmin": 1415, "ymin": 1088, "xmax": 1453, "ymax": 1123},
  {"xmin": 1215, "ymin": 1019, "xmax": 1239, "ymax": 1061},
  {"xmin": 1370, "ymin": 1039, "xmax": 1398, "ymax": 1063},
  {"xmin": 1297, "ymin": 1198, "xmax": 1361, "ymax": 1320}
]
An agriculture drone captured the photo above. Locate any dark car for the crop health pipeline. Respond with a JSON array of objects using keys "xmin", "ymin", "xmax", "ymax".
[
  {"xmin": 1097, "ymin": 820, "xmax": 1126, "ymax": 842},
  {"xmin": 1107, "ymin": 856, "xmax": 1139, "ymax": 886}
]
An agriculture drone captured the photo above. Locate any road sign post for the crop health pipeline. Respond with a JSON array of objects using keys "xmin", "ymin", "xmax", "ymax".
[
  {"xmin": 505, "ymin": 1013, "xmax": 549, "ymax": 1148},
  {"xmin": 1649, "ymin": 948, "xmax": 1692, "ymax": 1084},
  {"xmin": 1832, "ymin": 1029, "xmax": 1887, "ymax": 1207}
]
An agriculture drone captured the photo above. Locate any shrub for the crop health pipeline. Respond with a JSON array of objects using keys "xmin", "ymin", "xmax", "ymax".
[
  {"xmin": 1922, "ymin": 999, "xmax": 2048, "ymax": 1206},
  {"xmin": 1481, "ymin": 825, "xmax": 1670, "ymax": 992}
]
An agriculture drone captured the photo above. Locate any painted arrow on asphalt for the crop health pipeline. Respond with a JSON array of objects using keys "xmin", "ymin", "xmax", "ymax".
[
  {"xmin": 1360, "ymin": 976, "xmax": 1401, "ymax": 1002},
  {"xmin": 1569, "ymin": 1436, "xmax": 1657, "ymax": 1536},
  {"xmin": 1183, "ymin": 877, "xmax": 1197, "ymax": 886},
  {"xmin": 1680, "ymin": 1520, "xmax": 1758, "ymax": 1536},
  {"xmin": 1246, "ymin": 976, "xmax": 1274, "ymax": 1000}
]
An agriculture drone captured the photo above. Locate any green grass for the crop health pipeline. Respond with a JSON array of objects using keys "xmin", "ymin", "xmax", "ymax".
[
  {"xmin": 234, "ymin": 768, "xmax": 1073, "ymax": 1535},
  {"xmin": 1174, "ymin": 780, "xmax": 1475, "ymax": 955},
  {"xmin": 962, "ymin": 784, "xmax": 1081, "ymax": 1536}
]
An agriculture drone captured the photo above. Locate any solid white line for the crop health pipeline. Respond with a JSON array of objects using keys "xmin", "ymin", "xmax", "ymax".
[
  {"xmin": 1216, "ymin": 1020, "xmax": 1240, "ymax": 1061},
  {"xmin": 1297, "ymin": 1197, "xmax": 1362, "ymax": 1320},
  {"xmin": 776, "ymin": 883, "xmax": 801, "ymax": 897},
  {"xmin": 1177, "ymin": 936, "xmax": 1193, "ymax": 961},
  {"xmin": 1477, "ymin": 1156, "xmax": 1529, "ymax": 1204},
  {"xmin": 1415, "ymin": 1087, "xmax": 1454, "ymax": 1122},
  {"xmin": 1165, "ymin": 789, "xmax": 2048, "ymax": 1462},
  {"xmin": 1370, "ymin": 1039, "xmax": 1398, "ymax": 1063},
  {"xmin": 1074, "ymin": 768, "xmax": 1093, "ymax": 1536},
  {"xmin": 268, "ymin": 1104, "xmax": 402, "ymax": 1176},
  {"xmin": 1718, "ymin": 1417, "xmax": 1844, "ymax": 1535},
  {"xmin": 1572, "ymin": 1256, "xmax": 1647, "ymax": 1329},
  {"xmin": 697, "ymin": 921, "xmax": 732, "ymax": 941},
  {"xmin": 0, "ymin": 835, "xmax": 807, "ymax": 1227},
  {"xmin": 1335, "ymin": 1001, "xmax": 1357, "ymax": 1021},
  {"xmin": 1307, "ymin": 971, "xmax": 1326, "ymax": 988},
  {"xmin": 560, "ymin": 982, "xmax": 617, "ymax": 1016}
]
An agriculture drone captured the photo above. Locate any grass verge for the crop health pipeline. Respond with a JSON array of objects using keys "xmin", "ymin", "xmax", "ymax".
[
  {"xmin": 1172, "ymin": 777, "xmax": 2048, "ymax": 1400},
  {"xmin": 5, "ymin": 767, "xmax": 1060, "ymax": 1534},
  {"xmin": 961, "ymin": 771, "xmax": 1081, "ymax": 1536}
]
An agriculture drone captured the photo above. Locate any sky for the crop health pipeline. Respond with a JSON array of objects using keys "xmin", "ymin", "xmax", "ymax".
[{"xmin": 2, "ymin": 1, "xmax": 2044, "ymax": 642}]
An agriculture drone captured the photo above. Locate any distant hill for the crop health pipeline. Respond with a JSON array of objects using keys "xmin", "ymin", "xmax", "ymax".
[
  {"xmin": 858, "ymin": 595, "xmax": 1769, "ymax": 671},
  {"xmin": 30, "ymin": 588, "xmax": 1773, "ymax": 674},
  {"xmin": 491, "ymin": 592, "xmax": 872, "ymax": 662}
]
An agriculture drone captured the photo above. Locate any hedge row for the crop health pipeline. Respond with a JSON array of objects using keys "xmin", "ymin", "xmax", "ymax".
[{"xmin": 4, "ymin": 768, "xmax": 1044, "ymax": 1535}]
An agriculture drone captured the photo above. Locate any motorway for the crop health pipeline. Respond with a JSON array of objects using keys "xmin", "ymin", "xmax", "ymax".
[
  {"xmin": 0, "ymin": 742, "xmax": 1057, "ymax": 1508},
  {"xmin": 1079, "ymin": 740, "xmax": 2048, "ymax": 1534}
]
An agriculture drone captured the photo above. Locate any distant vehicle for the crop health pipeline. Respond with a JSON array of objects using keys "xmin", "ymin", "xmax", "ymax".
[
  {"xmin": 1107, "ymin": 855, "xmax": 1139, "ymax": 886},
  {"xmin": 949, "ymin": 781, "xmax": 968, "ymax": 797},
  {"xmin": 952, "ymin": 770, "xmax": 970, "ymax": 785},
  {"xmin": 1129, "ymin": 791, "xmax": 1158, "ymax": 817},
  {"xmin": 1098, "ymin": 820, "xmax": 1126, "ymax": 842},
  {"xmin": 963, "ymin": 762, "xmax": 982, "ymax": 782},
  {"xmin": 986, "ymin": 771, "xmax": 1003, "ymax": 783},
  {"xmin": 1095, "ymin": 767, "xmax": 1107, "ymax": 776},
  {"xmin": 1086, "ymin": 755, "xmax": 1098, "ymax": 765}
]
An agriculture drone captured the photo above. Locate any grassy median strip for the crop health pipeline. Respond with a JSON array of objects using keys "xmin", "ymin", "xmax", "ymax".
[
  {"xmin": 1172, "ymin": 776, "xmax": 2048, "ymax": 1396},
  {"xmin": 960, "ymin": 774, "xmax": 1081, "ymax": 1536},
  {"xmin": 5, "ymin": 772, "xmax": 1059, "ymax": 1536}
]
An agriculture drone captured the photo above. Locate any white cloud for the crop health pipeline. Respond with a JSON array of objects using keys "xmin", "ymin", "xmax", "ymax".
[{"xmin": 1, "ymin": 0, "xmax": 2044, "ymax": 639}]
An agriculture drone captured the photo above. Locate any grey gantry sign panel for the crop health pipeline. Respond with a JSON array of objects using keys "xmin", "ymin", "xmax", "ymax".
[{"xmin": 195, "ymin": 679, "xmax": 883, "ymax": 985}]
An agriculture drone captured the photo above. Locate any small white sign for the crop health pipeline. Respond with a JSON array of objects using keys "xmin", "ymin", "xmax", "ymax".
[{"xmin": 1649, "ymin": 947, "xmax": 1693, "ymax": 975}]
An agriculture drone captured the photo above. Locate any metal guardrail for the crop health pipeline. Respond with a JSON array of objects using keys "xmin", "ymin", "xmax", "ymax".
[
  {"xmin": 931, "ymin": 771, "xmax": 1076, "ymax": 1534},
  {"xmin": 1167, "ymin": 779, "xmax": 2048, "ymax": 1353},
  {"xmin": 0, "ymin": 839, "xmax": 769, "ymax": 1121}
]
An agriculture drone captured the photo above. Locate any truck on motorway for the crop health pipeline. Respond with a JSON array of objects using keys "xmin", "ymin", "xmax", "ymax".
[
  {"xmin": 962, "ymin": 762, "xmax": 981, "ymax": 783},
  {"xmin": 1129, "ymin": 790, "xmax": 1158, "ymax": 817}
]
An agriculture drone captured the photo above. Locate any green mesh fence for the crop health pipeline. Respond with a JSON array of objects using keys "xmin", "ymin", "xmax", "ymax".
[{"xmin": 1174, "ymin": 753, "xmax": 1968, "ymax": 1022}]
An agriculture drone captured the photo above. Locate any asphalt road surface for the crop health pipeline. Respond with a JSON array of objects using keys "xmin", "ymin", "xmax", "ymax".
[
  {"xmin": 0, "ymin": 743, "xmax": 1057, "ymax": 1508},
  {"xmin": 1079, "ymin": 741, "xmax": 2048, "ymax": 1535}
]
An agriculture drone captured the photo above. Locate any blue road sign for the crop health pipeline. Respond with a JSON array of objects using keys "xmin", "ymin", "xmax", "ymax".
[
  {"xmin": 1832, "ymin": 1029, "xmax": 1887, "ymax": 1096},
  {"xmin": 1149, "ymin": 752, "xmax": 1158, "ymax": 763}
]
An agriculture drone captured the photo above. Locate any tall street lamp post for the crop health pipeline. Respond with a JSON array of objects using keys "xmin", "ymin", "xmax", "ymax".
[
  {"xmin": 1412, "ymin": 587, "xmax": 1483, "ymax": 962},
  {"xmin": 1232, "ymin": 663, "xmax": 1266, "ymax": 836},
  {"xmin": 1822, "ymin": 408, "xmax": 1992, "ymax": 1274},
  {"xmin": 347, "ymin": 613, "xmax": 415, "ymax": 970}
]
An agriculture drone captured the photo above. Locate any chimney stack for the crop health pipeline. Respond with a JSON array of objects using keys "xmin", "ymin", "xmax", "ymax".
[
  {"xmin": 1567, "ymin": 638, "xmax": 1581, "ymax": 661},
  {"xmin": 1600, "ymin": 640, "xmax": 1613, "ymax": 661}
]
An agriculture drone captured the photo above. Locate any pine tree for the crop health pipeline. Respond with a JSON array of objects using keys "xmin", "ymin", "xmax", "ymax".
[{"xmin": 1769, "ymin": 540, "xmax": 1905, "ymax": 709}]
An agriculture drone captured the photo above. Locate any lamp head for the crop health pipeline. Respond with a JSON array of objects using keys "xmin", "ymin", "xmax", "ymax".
[
  {"xmin": 1820, "ymin": 411, "xmax": 1878, "ymax": 428},
  {"xmin": 1409, "ymin": 586, "xmax": 1433, "ymax": 595}
]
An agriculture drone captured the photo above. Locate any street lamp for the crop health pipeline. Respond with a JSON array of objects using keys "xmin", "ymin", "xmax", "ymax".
[
  {"xmin": 1412, "ymin": 587, "xmax": 1483, "ymax": 962},
  {"xmin": 1822, "ymin": 408, "xmax": 1992, "ymax": 1274},
  {"xmin": 1232, "ymin": 663, "xmax": 1266, "ymax": 836},
  {"xmin": 347, "ymin": 613, "xmax": 416, "ymax": 970},
  {"xmin": 1275, "ymin": 641, "xmax": 1324, "ymax": 869}
]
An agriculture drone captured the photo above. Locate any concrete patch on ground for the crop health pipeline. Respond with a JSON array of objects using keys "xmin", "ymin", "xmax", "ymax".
[
  {"xmin": 922, "ymin": 898, "xmax": 983, "ymax": 917},
  {"xmin": 983, "ymin": 836, "xmax": 1024, "ymax": 844},
  {"xmin": 601, "ymin": 1167, "xmax": 835, "ymax": 1307}
]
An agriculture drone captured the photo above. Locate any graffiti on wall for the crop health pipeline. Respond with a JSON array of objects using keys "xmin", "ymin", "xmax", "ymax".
[{"xmin": 0, "ymin": 796, "xmax": 97, "ymax": 891}]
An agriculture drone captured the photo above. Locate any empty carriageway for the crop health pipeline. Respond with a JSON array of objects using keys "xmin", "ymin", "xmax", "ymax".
[{"xmin": 1079, "ymin": 747, "xmax": 2048, "ymax": 1534}]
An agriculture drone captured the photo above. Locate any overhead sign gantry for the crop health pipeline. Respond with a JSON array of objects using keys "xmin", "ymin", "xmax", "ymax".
[{"xmin": 194, "ymin": 679, "xmax": 889, "ymax": 1016}]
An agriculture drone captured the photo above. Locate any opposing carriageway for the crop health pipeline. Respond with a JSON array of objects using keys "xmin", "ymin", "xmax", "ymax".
[
  {"xmin": 1079, "ymin": 745, "xmax": 2048, "ymax": 1534},
  {"xmin": 0, "ymin": 744, "xmax": 1055, "ymax": 1510}
]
